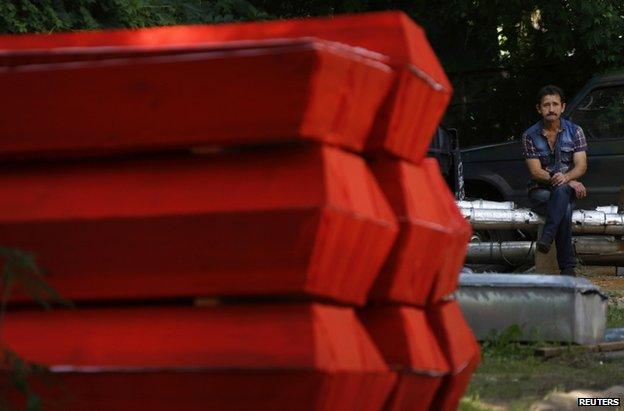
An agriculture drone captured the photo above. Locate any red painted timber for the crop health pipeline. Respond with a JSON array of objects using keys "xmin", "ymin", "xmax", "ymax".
[
  {"xmin": 359, "ymin": 306, "xmax": 449, "ymax": 411},
  {"xmin": 427, "ymin": 301, "xmax": 481, "ymax": 411},
  {"xmin": 0, "ymin": 146, "xmax": 397, "ymax": 305},
  {"xmin": 423, "ymin": 159, "xmax": 472, "ymax": 302},
  {"xmin": 367, "ymin": 159, "xmax": 452, "ymax": 305},
  {"xmin": 0, "ymin": 39, "xmax": 392, "ymax": 160},
  {"xmin": 0, "ymin": 11, "xmax": 450, "ymax": 163},
  {"xmin": 1, "ymin": 303, "xmax": 396, "ymax": 410}
]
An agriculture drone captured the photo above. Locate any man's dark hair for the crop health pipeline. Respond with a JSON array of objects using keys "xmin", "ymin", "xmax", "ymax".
[{"xmin": 537, "ymin": 85, "xmax": 565, "ymax": 104}]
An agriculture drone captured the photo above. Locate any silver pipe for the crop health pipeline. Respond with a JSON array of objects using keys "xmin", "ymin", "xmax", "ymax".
[
  {"xmin": 466, "ymin": 241, "xmax": 535, "ymax": 264},
  {"xmin": 572, "ymin": 210, "xmax": 624, "ymax": 234},
  {"xmin": 466, "ymin": 238, "xmax": 624, "ymax": 265},
  {"xmin": 456, "ymin": 200, "xmax": 516, "ymax": 210},
  {"xmin": 460, "ymin": 208, "xmax": 543, "ymax": 230},
  {"xmin": 596, "ymin": 205, "xmax": 619, "ymax": 213},
  {"xmin": 460, "ymin": 208, "xmax": 624, "ymax": 234},
  {"xmin": 574, "ymin": 236, "xmax": 624, "ymax": 265}
]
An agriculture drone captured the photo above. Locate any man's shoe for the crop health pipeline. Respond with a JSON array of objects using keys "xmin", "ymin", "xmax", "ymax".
[
  {"xmin": 536, "ymin": 237, "xmax": 552, "ymax": 254},
  {"xmin": 560, "ymin": 267, "xmax": 577, "ymax": 277}
]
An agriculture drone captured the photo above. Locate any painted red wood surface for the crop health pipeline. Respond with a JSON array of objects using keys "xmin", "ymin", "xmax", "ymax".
[
  {"xmin": 0, "ymin": 11, "xmax": 448, "ymax": 89},
  {"xmin": 0, "ymin": 39, "xmax": 392, "ymax": 160},
  {"xmin": 423, "ymin": 159, "xmax": 472, "ymax": 302},
  {"xmin": 366, "ymin": 66, "xmax": 450, "ymax": 164},
  {"xmin": 2, "ymin": 304, "xmax": 396, "ymax": 410},
  {"xmin": 367, "ymin": 158, "xmax": 452, "ymax": 305},
  {"xmin": 0, "ymin": 11, "xmax": 450, "ymax": 163},
  {"xmin": 427, "ymin": 301, "xmax": 481, "ymax": 411},
  {"xmin": 359, "ymin": 306, "xmax": 449, "ymax": 411},
  {"xmin": 0, "ymin": 146, "xmax": 397, "ymax": 305}
]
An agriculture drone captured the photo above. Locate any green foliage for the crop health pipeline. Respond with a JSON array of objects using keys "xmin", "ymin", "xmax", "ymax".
[
  {"xmin": 479, "ymin": 324, "xmax": 573, "ymax": 360},
  {"xmin": 0, "ymin": 0, "xmax": 270, "ymax": 34},
  {"xmin": 480, "ymin": 324, "xmax": 542, "ymax": 359},
  {"xmin": 0, "ymin": 248, "xmax": 73, "ymax": 411},
  {"xmin": 411, "ymin": 0, "xmax": 624, "ymax": 145},
  {"xmin": 0, "ymin": 248, "xmax": 72, "ymax": 321},
  {"xmin": 607, "ymin": 304, "xmax": 624, "ymax": 328},
  {"xmin": 1, "ymin": 347, "xmax": 47, "ymax": 411}
]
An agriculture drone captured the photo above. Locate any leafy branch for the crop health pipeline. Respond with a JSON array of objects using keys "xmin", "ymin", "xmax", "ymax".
[{"xmin": 0, "ymin": 247, "xmax": 73, "ymax": 411}]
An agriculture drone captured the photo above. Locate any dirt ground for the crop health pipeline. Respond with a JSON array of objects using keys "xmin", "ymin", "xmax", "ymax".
[{"xmin": 460, "ymin": 272, "xmax": 624, "ymax": 411}]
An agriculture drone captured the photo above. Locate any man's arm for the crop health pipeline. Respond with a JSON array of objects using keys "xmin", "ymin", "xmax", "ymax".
[
  {"xmin": 525, "ymin": 158, "xmax": 551, "ymax": 185},
  {"xmin": 566, "ymin": 151, "xmax": 587, "ymax": 180},
  {"xmin": 552, "ymin": 151, "xmax": 587, "ymax": 185}
]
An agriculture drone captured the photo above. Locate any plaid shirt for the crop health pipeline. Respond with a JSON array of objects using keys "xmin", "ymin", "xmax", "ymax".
[{"xmin": 522, "ymin": 118, "xmax": 587, "ymax": 190}]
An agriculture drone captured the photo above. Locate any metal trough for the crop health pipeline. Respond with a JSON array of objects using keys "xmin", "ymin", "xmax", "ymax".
[{"xmin": 456, "ymin": 273, "xmax": 607, "ymax": 344}]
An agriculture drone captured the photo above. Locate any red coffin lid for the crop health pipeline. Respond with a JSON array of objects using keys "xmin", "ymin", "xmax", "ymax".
[
  {"xmin": 422, "ymin": 159, "xmax": 472, "ymax": 302},
  {"xmin": 2, "ymin": 303, "xmax": 388, "ymax": 372},
  {"xmin": 0, "ymin": 11, "xmax": 450, "ymax": 164},
  {"xmin": 2, "ymin": 304, "xmax": 397, "ymax": 411},
  {"xmin": 426, "ymin": 300, "xmax": 480, "ymax": 374},
  {"xmin": 368, "ymin": 159, "xmax": 453, "ymax": 305},
  {"xmin": 359, "ymin": 306, "xmax": 449, "ymax": 376},
  {"xmin": 0, "ymin": 146, "xmax": 397, "ymax": 305},
  {"xmin": 0, "ymin": 39, "xmax": 392, "ymax": 159},
  {"xmin": 0, "ymin": 11, "xmax": 450, "ymax": 91}
]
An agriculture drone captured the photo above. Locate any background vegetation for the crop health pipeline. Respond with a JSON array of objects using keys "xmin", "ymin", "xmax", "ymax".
[{"xmin": 1, "ymin": 0, "xmax": 623, "ymax": 146}]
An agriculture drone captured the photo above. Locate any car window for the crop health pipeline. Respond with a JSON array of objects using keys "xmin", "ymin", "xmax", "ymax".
[{"xmin": 568, "ymin": 85, "xmax": 624, "ymax": 140}]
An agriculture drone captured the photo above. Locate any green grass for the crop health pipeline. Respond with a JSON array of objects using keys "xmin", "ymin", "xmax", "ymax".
[
  {"xmin": 607, "ymin": 303, "xmax": 624, "ymax": 328},
  {"xmin": 458, "ymin": 395, "xmax": 493, "ymax": 411},
  {"xmin": 466, "ymin": 353, "xmax": 624, "ymax": 406},
  {"xmin": 462, "ymin": 325, "xmax": 624, "ymax": 410}
]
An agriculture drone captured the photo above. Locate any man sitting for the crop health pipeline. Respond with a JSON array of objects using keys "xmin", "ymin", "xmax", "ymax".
[{"xmin": 522, "ymin": 85, "xmax": 588, "ymax": 276}]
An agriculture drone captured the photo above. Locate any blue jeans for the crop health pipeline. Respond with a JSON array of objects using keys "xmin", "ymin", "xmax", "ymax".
[{"xmin": 529, "ymin": 185, "xmax": 576, "ymax": 273}]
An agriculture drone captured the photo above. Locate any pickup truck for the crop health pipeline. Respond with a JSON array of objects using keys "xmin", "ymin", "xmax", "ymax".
[{"xmin": 460, "ymin": 72, "xmax": 624, "ymax": 208}]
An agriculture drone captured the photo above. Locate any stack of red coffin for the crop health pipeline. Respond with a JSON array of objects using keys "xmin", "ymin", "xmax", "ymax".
[{"xmin": 0, "ymin": 11, "xmax": 478, "ymax": 410}]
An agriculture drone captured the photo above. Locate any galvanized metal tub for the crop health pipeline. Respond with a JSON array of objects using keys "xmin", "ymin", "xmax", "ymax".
[{"xmin": 456, "ymin": 273, "xmax": 607, "ymax": 345}]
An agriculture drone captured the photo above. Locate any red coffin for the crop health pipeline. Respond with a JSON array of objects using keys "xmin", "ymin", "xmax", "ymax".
[
  {"xmin": 367, "ymin": 159, "xmax": 452, "ymax": 305},
  {"xmin": 427, "ymin": 301, "xmax": 481, "ymax": 411},
  {"xmin": 1, "ymin": 303, "xmax": 396, "ymax": 410},
  {"xmin": 0, "ymin": 39, "xmax": 392, "ymax": 160},
  {"xmin": 0, "ymin": 146, "xmax": 397, "ymax": 305},
  {"xmin": 359, "ymin": 306, "xmax": 449, "ymax": 411},
  {"xmin": 423, "ymin": 159, "xmax": 472, "ymax": 302},
  {"xmin": 0, "ymin": 11, "xmax": 450, "ymax": 163}
]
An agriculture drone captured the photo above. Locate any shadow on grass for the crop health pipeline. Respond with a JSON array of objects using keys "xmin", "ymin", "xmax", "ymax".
[{"xmin": 461, "ymin": 325, "xmax": 624, "ymax": 410}]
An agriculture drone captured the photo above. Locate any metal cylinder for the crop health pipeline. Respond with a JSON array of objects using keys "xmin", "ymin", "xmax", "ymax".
[
  {"xmin": 461, "ymin": 207, "xmax": 624, "ymax": 234},
  {"xmin": 571, "ymin": 211, "xmax": 624, "ymax": 235},
  {"xmin": 574, "ymin": 236, "xmax": 624, "ymax": 265},
  {"xmin": 466, "ymin": 241, "xmax": 535, "ymax": 265},
  {"xmin": 456, "ymin": 200, "xmax": 516, "ymax": 210},
  {"xmin": 460, "ymin": 208, "xmax": 543, "ymax": 230},
  {"xmin": 595, "ymin": 205, "xmax": 619, "ymax": 214},
  {"xmin": 466, "ymin": 237, "xmax": 624, "ymax": 266}
]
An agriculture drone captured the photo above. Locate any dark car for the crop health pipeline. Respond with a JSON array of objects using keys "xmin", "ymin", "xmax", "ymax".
[
  {"xmin": 428, "ymin": 126, "xmax": 465, "ymax": 199},
  {"xmin": 461, "ymin": 72, "xmax": 624, "ymax": 208}
]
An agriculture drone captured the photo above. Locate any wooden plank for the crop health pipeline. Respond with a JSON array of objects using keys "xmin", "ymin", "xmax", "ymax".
[{"xmin": 535, "ymin": 341, "xmax": 624, "ymax": 358}]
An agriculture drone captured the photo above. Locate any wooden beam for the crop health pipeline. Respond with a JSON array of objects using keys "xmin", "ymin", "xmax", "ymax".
[{"xmin": 535, "ymin": 341, "xmax": 624, "ymax": 358}]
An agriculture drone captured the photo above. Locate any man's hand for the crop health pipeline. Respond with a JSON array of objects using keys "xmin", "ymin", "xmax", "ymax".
[
  {"xmin": 550, "ymin": 172, "xmax": 569, "ymax": 186},
  {"xmin": 568, "ymin": 180, "xmax": 587, "ymax": 199}
]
